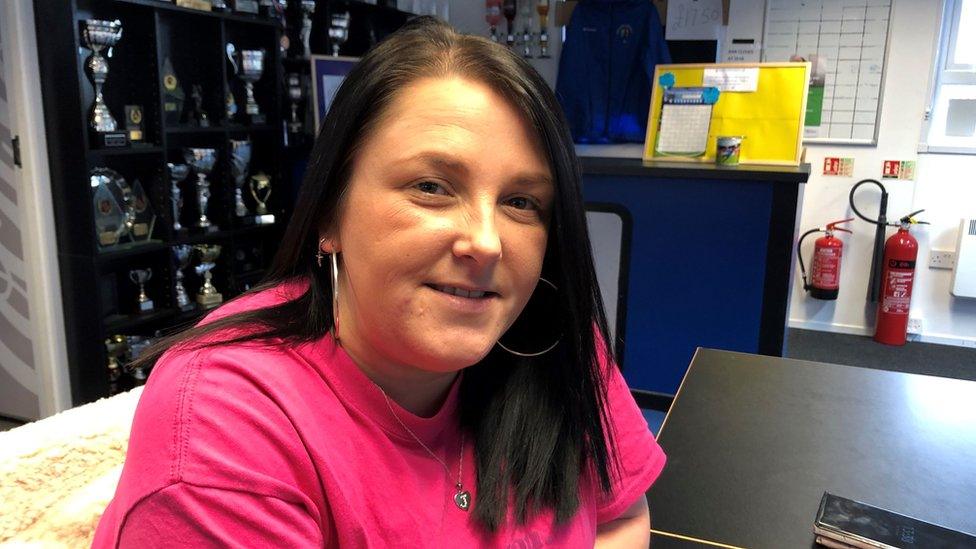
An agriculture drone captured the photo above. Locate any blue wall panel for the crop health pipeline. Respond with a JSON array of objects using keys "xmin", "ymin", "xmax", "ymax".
[{"xmin": 583, "ymin": 176, "xmax": 773, "ymax": 394}]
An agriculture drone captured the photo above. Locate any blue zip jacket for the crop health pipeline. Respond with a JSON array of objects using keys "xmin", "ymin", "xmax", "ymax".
[{"xmin": 556, "ymin": 0, "xmax": 671, "ymax": 143}]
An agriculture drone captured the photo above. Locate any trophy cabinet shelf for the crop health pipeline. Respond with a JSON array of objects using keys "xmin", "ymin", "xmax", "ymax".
[
  {"xmin": 95, "ymin": 240, "xmax": 169, "ymax": 263},
  {"xmin": 114, "ymin": 0, "xmax": 281, "ymax": 26},
  {"xmin": 88, "ymin": 145, "xmax": 166, "ymax": 156},
  {"xmin": 103, "ymin": 308, "xmax": 178, "ymax": 333},
  {"xmin": 35, "ymin": 0, "xmax": 297, "ymax": 406},
  {"xmin": 166, "ymin": 124, "xmax": 276, "ymax": 134}
]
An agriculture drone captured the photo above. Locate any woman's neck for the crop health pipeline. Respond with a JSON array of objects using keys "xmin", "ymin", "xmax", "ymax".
[{"xmin": 341, "ymin": 340, "xmax": 459, "ymax": 418}]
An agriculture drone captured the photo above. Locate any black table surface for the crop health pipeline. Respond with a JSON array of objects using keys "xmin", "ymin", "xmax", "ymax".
[{"xmin": 647, "ymin": 348, "xmax": 976, "ymax": 548}]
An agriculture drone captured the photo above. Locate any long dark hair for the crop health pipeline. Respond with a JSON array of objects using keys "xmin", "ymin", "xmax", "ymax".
[{"xmin": 133, "ymin": 17, "xmax": 616, "ymax": 532}]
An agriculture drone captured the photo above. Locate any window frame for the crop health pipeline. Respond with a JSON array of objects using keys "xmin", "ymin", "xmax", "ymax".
[{"xmin": 920, "ymin": 0, "xmax": 976, "ymax": 154}]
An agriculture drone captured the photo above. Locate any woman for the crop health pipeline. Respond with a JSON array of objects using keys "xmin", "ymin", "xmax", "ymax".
[{"xmin": 93, "ymin": 17, "xmax": 665, "ymax": 547}]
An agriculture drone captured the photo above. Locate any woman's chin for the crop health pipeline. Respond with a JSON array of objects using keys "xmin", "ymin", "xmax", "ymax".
[{"xmin": 417, "ymin": 338, "xmax": 497, "ymax": 372}]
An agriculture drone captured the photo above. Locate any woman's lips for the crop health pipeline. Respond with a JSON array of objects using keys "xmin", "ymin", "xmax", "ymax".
[{"xmin": 425, "ymin": 284, "xmax": 499, "ymax": 313}]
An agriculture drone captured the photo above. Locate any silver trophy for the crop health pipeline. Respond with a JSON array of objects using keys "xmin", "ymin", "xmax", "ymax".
[
  {"xmin": 129, "ymin": 268, "xmax": 155, "ymax": 313},
  {"xmin": 81, "ymin": 20, "xmax": 124, "ymax": 137},
  {"xmin": 167, "ymin": 163, "xmax": 190, "ymax": 232},
  {"xmin": 287, "ymin": 73, "xmax": 303, "ymax": 134},
  {"xmin": 226, "ymin": 43, "xmax": 266, "ymax": 123},
  {"xmin": 183, "ymin": 148, "xmax": 217, "ymax": 229},
  {"xmin": 328, "ymin": 12, "xmax": 350, "ymax": 56},
  {"xmin": 229, "ymin": 139, "xmax": 252, "ymax": 217},
  {"xmin": 125, "ymin": 335, "xmax": 152, "ymax": 384},
  {"xmin": 172, "ymin": 244, "xmax": 195, "ymax": 311},
  {"xmin": 300, "ymin": 0, "xmax": 316, "ymax": 58},
  {"xmin": 194, "ymin": 244, "xmax": 224, "ymax": 308}
]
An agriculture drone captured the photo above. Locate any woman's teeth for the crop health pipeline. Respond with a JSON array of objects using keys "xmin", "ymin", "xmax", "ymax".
[{"xmin": 432, "ymin": 285, "xmax": 488, "ymax": 299}]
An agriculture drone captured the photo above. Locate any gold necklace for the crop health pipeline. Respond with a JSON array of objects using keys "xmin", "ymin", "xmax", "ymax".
[{"xmin": 380, "ymin": 390, "xmax": 471, "ymax": 511}]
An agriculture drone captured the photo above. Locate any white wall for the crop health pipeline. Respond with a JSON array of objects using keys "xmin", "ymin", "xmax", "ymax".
[
  {"xmin": 447, "ymin": 0, "xmax": 976, "ymax": 348},
  {"xmin": 446, "ymin": 0, "xmax": 562, "ymax": 89},
  {"xmin": 789, "ymin": 0, "xmax": 976, "ymax": 348},
  {"xmin": 1, "ymin": 0, "xmax": 72, "ymax": 418}
]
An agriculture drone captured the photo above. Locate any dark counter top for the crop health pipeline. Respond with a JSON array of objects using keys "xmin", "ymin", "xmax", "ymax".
[
  {"xmin": 580, "ymin": 156, "xmax": 811, "ymax": 183},
  {"xmin": 648, "ymin": 348, "xmax": 976, "ymax": 548}
]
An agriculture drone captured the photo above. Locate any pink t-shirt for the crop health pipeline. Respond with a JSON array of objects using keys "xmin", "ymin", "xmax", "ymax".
[{"xmin": 93, "ymin": 281, "xmax": 665, "ymax": 548}]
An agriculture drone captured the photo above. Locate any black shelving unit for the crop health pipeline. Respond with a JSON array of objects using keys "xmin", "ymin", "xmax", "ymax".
[{"xmin": 35, "ymin": 0, "xmax": 294, "ymax": 405}]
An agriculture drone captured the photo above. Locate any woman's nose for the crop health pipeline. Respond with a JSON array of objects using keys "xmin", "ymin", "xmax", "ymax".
[{"xmin": 453, "ymin": 205, "xmax": 502, "ymax": 266}]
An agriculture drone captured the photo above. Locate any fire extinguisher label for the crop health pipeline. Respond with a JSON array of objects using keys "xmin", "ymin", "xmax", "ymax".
[
  {"xmin": 881, "ymin": 269, "xmax": 914, "ymax": 315},
  {"xmin": 811, "ymin": 247, "xmax": 840, "ymax": 288}
]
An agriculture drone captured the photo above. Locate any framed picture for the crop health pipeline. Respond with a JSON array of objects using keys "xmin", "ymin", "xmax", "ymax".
[{"xmin": 310, "ymin": 55, "xmax": 360, "ymax": 134}]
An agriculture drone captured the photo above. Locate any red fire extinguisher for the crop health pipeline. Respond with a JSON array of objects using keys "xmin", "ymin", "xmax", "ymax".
[
  {"xmin": 874, "ymin": 211, "xmax": 927, "ymax": 346},
  {"xmin": 797, "ymin": 218, "xmax": 854, "ymax": 300}
]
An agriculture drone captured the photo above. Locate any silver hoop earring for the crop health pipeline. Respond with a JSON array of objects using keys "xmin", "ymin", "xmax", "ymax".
[
  {"xmin": 496, "ymin": 277, "xmax": 561, "ymax": 357},
  {"xmin": 330, "ymin": 253, "xmax": 341, "ymax": 343}
]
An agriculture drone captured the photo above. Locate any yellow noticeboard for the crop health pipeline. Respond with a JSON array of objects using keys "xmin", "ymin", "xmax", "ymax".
[{"xmin": 643, "ymin": 62, "xmax": 810, "ymax": 166}]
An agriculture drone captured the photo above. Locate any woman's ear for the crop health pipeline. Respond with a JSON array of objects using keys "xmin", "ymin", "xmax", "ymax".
[{"xmin": 318, "ymin": 234, "xmax": 340, "ymax": 254}]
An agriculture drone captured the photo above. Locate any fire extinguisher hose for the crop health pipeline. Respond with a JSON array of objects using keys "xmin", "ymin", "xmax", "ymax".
[
  {"xmin": 849, "ymin": 179, "xmax": 889, "ymax": 302},
  {"xmin": 796, "ymin": 228, "xmax": 823, "ymax": 291}
]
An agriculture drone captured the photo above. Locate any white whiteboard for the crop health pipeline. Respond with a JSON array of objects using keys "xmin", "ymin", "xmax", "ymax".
[{"xmin": 762, "ymin": 0, "xmax": 892, "ymax": 144}]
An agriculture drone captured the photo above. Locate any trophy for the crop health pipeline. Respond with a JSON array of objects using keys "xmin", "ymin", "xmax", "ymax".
[
  {"xmin": 502, "ymin": 0, "xmax": 517, "ymax": 49},
  {"xmin": 300, "ymin": 0, "xmax": 316, "ymax": 57},
  {"xmin": 162, "ymin": 57, "xmax": 185, "ymax": 126},
  {"xmin": 249, "ymin": 172, "xmax": 275, "ymax": 224},
  {"xmin": 172, "ymin": 244, "xmax": 195, "ymax": 311},
  {"xmin": 167, "ymin": 163, "xmax": 190, "ymax": 232},
  {"xmin": 91, "ymin": 169, "xmax": 126, "ymax": 248},
  {"xmin": 226, "ymin": 43, "xmax": 266, "ymax": 124},
  {"xmin": 229, "ymin": 139, "xmax": 252, "ymax": 217},
  {"xmin": 225, "ymin": 90, "xmax": 238, "ymax": 122},
  {"xmin": 287, "ymin": 73, "xmax": 303, "ymax": 135},
  {"xmin": 125, "ymin": 335, "xmax": 153, "ymax": 384},
  {"xmin": 81, "ymin": 19, "xmax": 126, "ymax": 147},
  {"xmin": 328, "ymin": 12, "xmax": 350, "ymax": 56},
  {"xmin": 536, "ymin": 0, "xmax": 550, "ymax": 58},
  {"xmin": 194, "ymin": 244, "xmax": 224, "ymax": 308},
  {"xmin": 189, "ymin": 84, "xmax": 210, "ymax": 127},
  {"xmin": 105, "ymin": 334, "xmax": 127, "ymax": 394},
  {"xmin": 124, "ymin": 105, "xmax": 144, "ymax": 142},
  {"xmin": 519, "ymin": 1, "xmax": 533, "ymax": 58},
  {"xmin": 486, "ymin": 0, "xmax": 502, "ymax": 42},
  {"xmin": 184, "ymin": 148, "xmax": 217, "ymax": 229},
  {"xmin": 123, "ymin": 178, "xmax": 156, "ymax": 241},
  {"xmin": 260, "ymin": 0, "xmax": 284, "ymax": 19},
  {"xmin": 129, "ymin": 268, "xmax": 155, "ymax": 313}
]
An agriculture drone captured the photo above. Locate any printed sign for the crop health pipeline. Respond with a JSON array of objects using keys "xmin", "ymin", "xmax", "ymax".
[
  {"xmin": 882, "ymin": 160, "xmax": 916, "ymax": 180},
  {"xmin": 823, "ymin": 157, "xmax": 854, "ymax": 176}
]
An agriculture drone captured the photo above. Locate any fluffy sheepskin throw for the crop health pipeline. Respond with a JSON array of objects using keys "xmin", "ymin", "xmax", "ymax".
[{"xmin": 0, "ymin": 387, "xmax": 143, "ymax": 548}]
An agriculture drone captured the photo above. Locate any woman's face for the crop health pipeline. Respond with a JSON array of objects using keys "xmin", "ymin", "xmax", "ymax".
[{"xmin": 330, "ymin": 76, "xmax": 554, "ymax": 376}]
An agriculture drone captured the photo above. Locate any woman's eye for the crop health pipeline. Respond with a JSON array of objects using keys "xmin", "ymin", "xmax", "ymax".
[
  {"xmin": 505, "ymin": 196, "xmax": 537, "ymax": 210},
  {"xmin": 415, "ymin": 181, "xmax": 448, "ymax": 195}
]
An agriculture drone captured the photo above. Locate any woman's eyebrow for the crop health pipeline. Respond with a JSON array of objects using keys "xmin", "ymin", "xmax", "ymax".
[
  {"xmin": 407, "ymin": 151, "xmax": 470, "ymax": 176},
  {"xmin": 404, "ymin": 151, "xmax": 553, "ymax": 189}
]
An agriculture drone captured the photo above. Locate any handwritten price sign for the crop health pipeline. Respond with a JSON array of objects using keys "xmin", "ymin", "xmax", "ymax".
[{"xmin": 666, "ymin": 0, "xmax": 722, "ymax": 40}]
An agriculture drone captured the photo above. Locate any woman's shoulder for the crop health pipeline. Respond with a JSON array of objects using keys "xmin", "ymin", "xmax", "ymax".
[
  {"xmin": 115, "ymin": 340, "xmax": 333, "ymax": 512},
  {"xmin": 196, "ymin": 277, "xmax": 309, "ymax": 326}
]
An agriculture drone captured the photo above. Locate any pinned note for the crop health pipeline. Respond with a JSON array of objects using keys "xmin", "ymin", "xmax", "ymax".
[{"xmin": 702, "ymin": 67, "xmax": 759, "ymax": 92}]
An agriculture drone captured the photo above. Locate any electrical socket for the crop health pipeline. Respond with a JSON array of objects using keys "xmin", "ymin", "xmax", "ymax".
[
  {"xmin": 907, "ymin": 317, "xmax": 923, "ymax": 335},
  {"xmin": 929, "ymin": 250, "xmax": 956, "ymax": 270}
]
